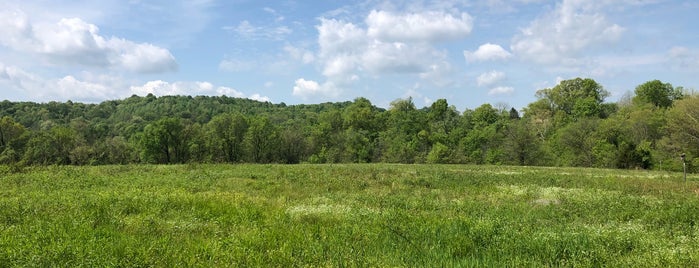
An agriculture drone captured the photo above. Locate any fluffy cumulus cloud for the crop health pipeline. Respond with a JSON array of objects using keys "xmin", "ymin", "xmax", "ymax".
[
  {"xmin": 475, "ymin": 70, "xmax": 513, "ymax": 96},
  {"xmin": 366, "ymin": 10, "xmax": 473, "ymax": 42},
  {"xmin": 0, "ymin": 9, "xmax": 177, "ymax": 73},
  {"xmin": 292, "ymin": 78, "xmax": 340, "ymax": 100},
  {"xmin": 0, "ymin": 61, "xmax": 127, "ymax": 101},
  {"xmin": 477, "ymin": 71, "xmax": 506, "ymax": 87},
  {"xmin": 284, "ymin": 45, "xmax": 315, "ymax": 64},
  {"xmin": 0, "ymin": 63, "xmax": 44, "ymax": 95},
  {"xmin": 130, "ymin": 80, "xmax": 270, "ymax": 102},
  {"xmin": 56, "ymin": 76, "xmax": 111, "ymax": 99},
  {"xmin": 300, "ymin": 9, "xmax": 473, "ymax": 100},
  {"xmin": 488, "ymin": 86, "xmax": 514, "ymax": 96},
  {"xmin": 317, "ymin": 19, "xmax": 366, "ymax": 59},
  {"xmin": 464, "ymin": 43, "xmax": 512, "ymax": 62},
  {"xmin": 362, "ymin": 42, "xmax": 437, "ymax": 74},
  {"xmin": 510, "ymin": 0, "xmax": 624, "ymax": 65}
]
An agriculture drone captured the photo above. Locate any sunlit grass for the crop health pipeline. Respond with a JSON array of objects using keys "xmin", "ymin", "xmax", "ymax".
[{"xmin": 0, "ymin": 164, "xmax": 698, "ymax": 266}]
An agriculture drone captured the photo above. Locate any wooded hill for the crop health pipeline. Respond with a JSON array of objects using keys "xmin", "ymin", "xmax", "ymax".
[{"xmin": 0, "ymin": 77, "xmax": 697, "ymax": 171}]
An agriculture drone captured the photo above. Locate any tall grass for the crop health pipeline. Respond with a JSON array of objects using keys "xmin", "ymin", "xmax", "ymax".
[{"xmin": 0, "ymin": 164, "xmax": 698, "ymax": 266}]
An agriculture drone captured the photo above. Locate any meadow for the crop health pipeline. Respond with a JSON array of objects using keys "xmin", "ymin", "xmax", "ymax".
[{"xmin": 0, "ymin": 164, "xmax": 698, "ymax": 267}]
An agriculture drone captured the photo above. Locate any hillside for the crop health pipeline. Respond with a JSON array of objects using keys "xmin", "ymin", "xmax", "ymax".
[{"xmin": 0, "ymin": 78, "xmax": 697, "ymax": 170}]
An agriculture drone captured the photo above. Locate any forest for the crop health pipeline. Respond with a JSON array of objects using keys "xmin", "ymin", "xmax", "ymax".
[{"xmin": 0, "ymin": 77, "xmax": 697, "ymax": 171}]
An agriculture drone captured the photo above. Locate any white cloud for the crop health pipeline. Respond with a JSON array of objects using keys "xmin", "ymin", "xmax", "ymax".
[
  {"xmin": 0, "ymin": 63, "xmax": 45, "ymax": 96},
  {"xmin": 316, "ymin": 18, "xmax": 365, "ymax": 82},
  {"xmin": 668, "ymin": 46, "xmax": 699, "ymax": 70},
  {"xmin": 214, "ymin": 85, "xmax": 246, "ymax": 98},
  {"xmin": 419, "ymin": 61, "xmax": 455, "ymax": 87},
  {"xmin": 248, "ymin": 94, "xmax": 271, "ymax": 102},
  {"xmin": 225, "ymin": 20, "xmax": 292, "ymax": 40},
  {"xmin": 0, "ymin": 61, "xmax": 128, "ymax": 101},
  {"xmin": 477, "ymin": 71, "xmax": 506, "ymax": 87},
  {"xmin": 317, "ymin": 18, "xmax": 366, "ymax": 57},
  {"xmin": 309, "ymin": 9, "xmax": 473, "ymax": 99},
  {"xmin": 322, "ymin": 55, "xmax": 357, "ymax": 79},
  {"xmin": 366, "ymin": 10, "xmax": 473, "ymax": 42},
  {"xmin": 511, "ymin": 0, "xmax": 624, "ymax": 65},
  {"xmin": 283, "ymin": 45, "xmax": 315, "ymax": 64},
  {"xmin": 0, "ymin": 9, "xmax": 177, "ymax": 73},
  {"xmin": 130, "ymin": 80, "xmax": 270, "ymax": 102},
  {"xmin": 292, "ymin": 78, "xmax": 320, "ymax": 97},
  {"xmin": 263, "ymin": 7, "xmax": 285, "ymax": 22},
  {"xmin": 464, "ymin": 43, "xmax": 512, "ymax": 62},
  {"xmin": 129, "ymin": 80, "xmax": 182, "ymax": 96},
  {"xmin": 362, "ymin": 42, "xmax": 435, "ymax": 74},
  {"xmin": 292, "ymin": 78, "xmax": 341, "ymax": 100},
  {"xmin": 56, "ymin": 75, "xmax": 113, "ymax": 100},
  {"xmin": 488, "ymin": 86, "xmax": 514, "ymax": 95}
]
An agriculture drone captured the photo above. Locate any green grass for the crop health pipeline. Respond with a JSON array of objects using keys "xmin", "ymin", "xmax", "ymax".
[{"xmin": 1, "ymin": 164, "xmax": 699, "ymax": 267}]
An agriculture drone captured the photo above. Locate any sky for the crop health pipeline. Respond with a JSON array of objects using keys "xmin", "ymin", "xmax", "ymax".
[{"xmin": 0, "ymin": 0, "xmax": 697, "ymax": 111}]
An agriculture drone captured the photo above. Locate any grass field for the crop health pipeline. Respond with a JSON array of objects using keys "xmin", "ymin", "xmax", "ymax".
[{"xmin": 1, "ymin": 164, "xmax": 698, "ymax": 267}]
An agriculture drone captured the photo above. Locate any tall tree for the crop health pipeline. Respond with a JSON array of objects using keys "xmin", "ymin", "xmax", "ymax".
[
  {"xmin": 460, "ymin": 104, "xmax": 506, "ymax": 164},
  {"xmin": 535, "ymin": 78, "xmax": 609, "ymax": 119},
  {"xmin": 140, "ymin": 118, "xmax": 188, "ymax": 164},
  {"xmin": 502, "ymin": 119, "xmax": 542, "ymax": 165},
  {"xmin": 379, "ymin": 98, "xmax": 427, "ymax": 163},
  {"xmin": 633, "ymin": 80, "xmax": 682, "ymax": 108},
  {"xmin": 207, "ymin": 113, "xmax": 248, "ymax": 163},
  {"xmin": 244, "ymin": 116, "xmax": 278, "ymax": 163},
  {"xmin": 427, "ymin": 99, "xmax": 460, "ymax": 146},
  {"xmin": 0, "ymin": 116, "xmax": 26, "ymax": 152},
  {"xmin": 660, "ymin": 96, "xmax": 699, "ymax": 171},
  {"xmin": 553, "ymin": 119, "xmax": 601, "ymax": 167},
  {"xmin": 22, "ymin": 126, "xmax": 78, "ymax": 165}
]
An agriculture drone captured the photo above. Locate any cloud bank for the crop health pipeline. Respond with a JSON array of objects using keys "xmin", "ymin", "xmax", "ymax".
[{"xmin": 0, "ymin": 9, "xmax": 177, "ymax": 73}]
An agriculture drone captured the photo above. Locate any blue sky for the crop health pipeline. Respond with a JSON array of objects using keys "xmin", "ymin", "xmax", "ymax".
[{"xmin": 0, "ymin": 0, "xmax": 697, "ymax": 111}]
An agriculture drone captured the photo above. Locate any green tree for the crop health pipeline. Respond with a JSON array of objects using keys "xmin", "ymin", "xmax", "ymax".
[
  {"xmin": 502, "ymin": 119, "xmax": 543, "ymax": 165},
  {"xmin": 207, "ymin": 113, "xmax": 248, "ymax": 163},
  {"xmin": 343, "ymin": 128, "xmax": 373, "ymax": 163},
  {"xmin": 509, "ymin": 107, "xmax": 520, "ymax": 120},
  {"xmin": 633, "ymin": 80, "xmax": 682, "ymax": 108},
  {"xmin": 553, "ymin": 119, "xmax": 600, "ymax": 167},
  {"xmin": 0, "ymin": 116, "xmax": 26, "ymax": 151},
  {"xmin": 140, "ymin": 118, "xmax": 188, "ymax": 164},
  {"xmin": 379, "ymin": 98, "xmax": 427, "ymax": 163},
  {"xmin": 244, "ymin": 116, "xmax": 279, "ymax": 163},
  {"xmin": 460, "ymin": 104, "xmax": 506, "ymax": 164},
  {"xmin": 0, "ymin": 117, "xmax": 27, "ymax": 164},
  {"xmin": 22, "ymin": 126, "xmax": 78, "ymax": 165},
  {"xmin": 594, "ymin": 118, "xmax": 651, "ymax": 169},
  {"xmin": 308, "ymin": 109, "xmax": 344, "ymax": 163},
  {"xmin": 186, "ymin": 123, "xmax": 207, "ymax": 163},
  {"xmin": 98, "ymin": 136, "xmax": 134, "ymax": 164},
  {"xmin": 659, "ymin": 96, "xmax": 699, "ymax": 171},
  {"xmin": 343, "ymin": 97, "xmax": 379, "ymax": 131},
  {"xmin": 535, "ymin": 78, "xmax": 609, "ymax": 119},
  {"xmin": 426, "ymin": 142, "xmax": 451, "ymax": 164},
  {"xmin": 427, "ymin": 99, "xmax": 460, "ymax": 147},
  {"xmin": 522, "ymin": 99, "xmax": 556, "ymax": 140},
  {"xmin": 279, "ymin": 123, "xmax": 307, "ymax": 164},
  {"xmin": 470, "ymin": 103, "xmax": 500, "ymax": 128}
]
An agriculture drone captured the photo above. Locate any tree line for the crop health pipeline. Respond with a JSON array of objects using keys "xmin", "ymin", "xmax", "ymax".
[{"xmin": 0, "ymin": 78, "xmax": 697, "ymax": 172}]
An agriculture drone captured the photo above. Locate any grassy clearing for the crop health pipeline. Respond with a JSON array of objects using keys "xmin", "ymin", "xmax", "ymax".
[{"xmin": 0, "ymin": 164, "xmax": 698, "ymax": 266}]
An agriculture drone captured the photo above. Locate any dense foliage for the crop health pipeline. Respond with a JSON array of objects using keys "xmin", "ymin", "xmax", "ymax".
[{"xmin": 0, "ymin": 78, "xmax": 696, "ymax": 171}]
